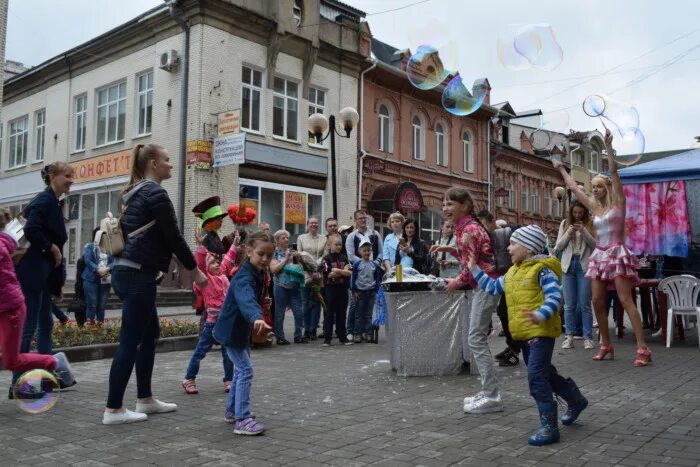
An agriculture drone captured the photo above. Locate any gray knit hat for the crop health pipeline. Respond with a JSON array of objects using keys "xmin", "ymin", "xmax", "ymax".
[{"xmin": 511, "ymin": 225, "xmax": 547, "ymax": 255}]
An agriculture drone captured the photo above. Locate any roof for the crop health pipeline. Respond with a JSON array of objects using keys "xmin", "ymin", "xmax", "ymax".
[
  {"xmin": 322, "ymin": 0, "xmax": 366, "ymax": 18},
  {"xmin": 371, "ymin": 38, "xmax": 401, "ymax": 66},
  {"xmin": 619, "ymin": 148, "xmax": 700, "ymax": 183},
  {"xmin": 634, "ymin": 148, "xmax": 688, "ymax": 165}
]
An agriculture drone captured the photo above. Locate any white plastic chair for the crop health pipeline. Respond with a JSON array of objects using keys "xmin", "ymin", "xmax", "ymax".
[{"xmin": 658, "ymin": 275, "xmax": 700, "ymax": 349}]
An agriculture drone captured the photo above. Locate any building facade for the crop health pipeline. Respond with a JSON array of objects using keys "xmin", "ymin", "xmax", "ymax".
[{"xmin": 0, "ymin": 0, "xmax": 369, "ymax": 283}]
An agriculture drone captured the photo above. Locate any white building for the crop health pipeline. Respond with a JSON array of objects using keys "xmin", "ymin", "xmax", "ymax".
[{"xmin": 0, "ymin": 0, "xmax": 370, "ymax": 282}]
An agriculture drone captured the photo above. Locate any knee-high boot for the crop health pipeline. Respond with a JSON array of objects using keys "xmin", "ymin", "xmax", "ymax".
[
  {"xmin": 558, "ymin": 377, "xmax": 588, "ymax": 426},
  {"xmin": 528, "ymin": 402, "xmax": 560, "ymax": 446}
]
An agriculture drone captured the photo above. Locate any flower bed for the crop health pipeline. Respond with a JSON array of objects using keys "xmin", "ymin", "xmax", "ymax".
[{"xmin": 35, "ymin": 318, "xmax": 199, "ymax": 349}]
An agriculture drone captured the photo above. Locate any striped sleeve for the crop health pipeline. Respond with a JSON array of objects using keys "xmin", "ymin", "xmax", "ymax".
[
  {"xmin": 470, "ymin": 266, "xmax": 505, "ymax": 296},
  {"xmin": 534, "ymin": 267, "xmax": 562, "ymax": 322}
]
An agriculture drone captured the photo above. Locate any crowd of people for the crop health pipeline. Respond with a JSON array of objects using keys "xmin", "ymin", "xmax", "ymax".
[{"xmin": 0, "ymin": 130, "xmax": 671, "ymax": 444}]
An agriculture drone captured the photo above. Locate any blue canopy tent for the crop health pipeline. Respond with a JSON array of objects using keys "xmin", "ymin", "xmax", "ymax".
[{"xmin": 619, "ymin": 149, "xmax": 700, "ymax": 183}]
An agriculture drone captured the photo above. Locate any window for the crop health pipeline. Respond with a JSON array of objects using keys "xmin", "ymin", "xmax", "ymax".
[
  {"xmin": 273, "ymin": 77, "xmax": 298, "ymax": 141},
  {"xmin": 293, "ymin": 0, "xmax": 303, "ymax": 26},
  {"xmin": 508, "ymin": 185, "xmax": 516, "ymax": 209},
  {"xmin": 572, "ymin": 149, "xmax": 584, "ymax": 167},
  {"xmin": 420, "ymin": 208, "xmax": 443, "ymax": 243},
  {"xmin": 496, "ymin": 178, "xmax": 505, "ymax": 207},
  {"xmin": 436, "ymin": 123, "xmax": 447, "ymax": 166},
  {"xmin": 96, "ymin": 81, "xmax": 126, "ymax": 146},
  {"xmin": 8, "ymin": 116, "xmax": 28, "ymax": 168},
  {"xmin": 412, "ymin": 115, "xmax": 424, "ymax": 160},
  {"xmin": 545, "ymin": 190, "xmax": 553, "ymax": 217},
  {"xmin": 34, "ymin": 109, "xmax": 46, "ymax": 162},
  {"xmin": 136, "ymin": 71, "xmax": 153, "ymax": 136},
  {"xmin": 521, "ymin": 184, "xmax": 529, "ymax": 212},
  {"xmin": 588, "ymin": 150, "xmax": 599, "ymax": 172},
  {"xmin": 241, "ymin": 66, "xmax": 263, "ymax": 132},
  {"xmin": 462, "ymin": 131, "xmax": 473, "ymax": 172},
  {"xmin": 308, "ymin": 87, "xmax": 326, "ymax": 146},
  {"xmin": 378, "ymin": 104, "xmax": 391, "ymax": 152},
  {"xmin": 531, "ymin": 187, "xmax": 540, "ymax": 215},
  {"xmin": 74, "ymin": 94, "xmax": 87, "ymax": 151}
]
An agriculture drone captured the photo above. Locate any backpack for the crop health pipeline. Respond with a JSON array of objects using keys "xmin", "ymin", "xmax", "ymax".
[
  {"xmin": 94, "ymin": 189, "xmax": 156, "ymax": 255},
  {"xmin": 488, "ymin": 226, "xmax": 513, "ymax": 274}
]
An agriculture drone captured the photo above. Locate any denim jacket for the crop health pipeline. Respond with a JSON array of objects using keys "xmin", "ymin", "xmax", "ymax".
[
  {"xmin": 82, "ymin": 242, "xmax": 115, "ymax": 284},
  {"xmin": 213, "ymin": 259, "xmax": 264, "ymax": 349}
]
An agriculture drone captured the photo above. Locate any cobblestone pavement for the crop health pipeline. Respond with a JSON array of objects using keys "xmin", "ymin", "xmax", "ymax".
[{"xmin": 1, "ymin": 315, "xmax": 699, "ymax": 467}]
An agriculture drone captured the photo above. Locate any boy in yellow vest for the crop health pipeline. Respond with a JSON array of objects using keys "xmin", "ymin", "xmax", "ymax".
[{"xmin": 466, "ymin": 224, "xmax": 588, "ymax": 446}]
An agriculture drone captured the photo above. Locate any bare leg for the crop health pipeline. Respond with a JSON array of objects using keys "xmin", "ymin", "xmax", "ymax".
[
  {"xmin": 591, "ymin": 280, "xmax": 609, "ymax": 345},
  {"xmin": 614, "ymin": 276, "xmax": 648, "ymax": 349}
]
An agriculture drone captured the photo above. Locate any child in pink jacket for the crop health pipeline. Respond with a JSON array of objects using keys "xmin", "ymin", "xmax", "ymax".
[
  {"xmin": 182, "ymin": 253, "xmax": 234, "ymax": 394},
  {"xmin": 0, "ymin": 208, "xmax": 75, "ymax": 391}
]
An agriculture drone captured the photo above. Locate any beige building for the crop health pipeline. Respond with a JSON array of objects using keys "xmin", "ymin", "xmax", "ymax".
[{"xmin": 0, "ymin": 0, "xmax": 369, "ymax": 283}]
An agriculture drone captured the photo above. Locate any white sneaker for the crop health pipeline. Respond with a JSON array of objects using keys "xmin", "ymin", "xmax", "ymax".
[
  {"xmin": 102, "ymin": 409, "xmax": 148, "ymax": 425},
  {"xmin": 464, "ymin": 393, "xmax": 503, "ymax": 414},
  {"xmin": 135, "ymin": 399, "xmax": 177, "ymax": 414},
  {"xmin": 583, "ymin": 339, "xmax": 595, "ymax": 349},
  {"xmin": 573, "ymin": 336, "xmax": 584, "ymax": 340},
  {"xmin": 561, "ymin": 335, "xmax": 574, "ymax": 349},
  {"xmin": 463, "ymin": 391, "xmax": 486, "ymax": 407},
  {"xmin": 346, "ymin": 334, "xmax": 354, "ymax": 342}
]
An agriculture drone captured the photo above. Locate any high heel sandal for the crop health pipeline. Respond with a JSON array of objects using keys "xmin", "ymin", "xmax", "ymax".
[
  {"xmin": 633, "ymin": 347, "xmax": 652, "ymax": 367},
  {"xmin": 592, "ymin": 344, "xmax": 614, "ymax": 361}
]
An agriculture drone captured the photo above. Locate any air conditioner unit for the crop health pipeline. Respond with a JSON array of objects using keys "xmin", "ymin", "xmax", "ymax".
[{"xmin": 159, "ymin": 50, "xmax": 179, "ymax": 72}]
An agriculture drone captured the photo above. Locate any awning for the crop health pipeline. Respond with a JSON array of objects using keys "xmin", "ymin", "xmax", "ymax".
[{"xmin": 367, "ymin": 182, "xmax": 424, "ymax": 214}]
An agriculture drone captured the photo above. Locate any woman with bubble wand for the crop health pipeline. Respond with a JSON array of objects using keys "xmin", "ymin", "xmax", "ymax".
[{"xmin": 552, "ymin": 127, "xmax": 651, "ymax": 366}]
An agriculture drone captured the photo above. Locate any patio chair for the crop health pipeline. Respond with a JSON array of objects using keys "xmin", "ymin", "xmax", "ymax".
[{"xmin": 658, "ymin": 275, "xmax": 700, "ymax": 349}]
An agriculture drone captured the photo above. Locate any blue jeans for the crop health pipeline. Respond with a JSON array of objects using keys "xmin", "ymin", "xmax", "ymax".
[
  {"xmin": 83, "ymin": 280, "xmax": 111, "ymax": 322},
  {"xmin": 563, "ymin": 256, "xmax": 593, "ymax": 339},
  {"xmin": 354, "ymin": 290, "xmax": 376, "ymax": 336},
  {"xmin": 273, "ymin": 284, "xmax": 303, "ymax": 341},
  {"xmin": 522, "ymin": 337, "xmax": 571, "ymax": 412},
  {"xmin": 106, "ymin": 266, "xmax": 160, "ymax": 409},
  {"xmin": 346, "ymin": 293, "xmax": 357, "ymax": 335},
  {"xmin": 302, "ymin": 287, "xmax": 321, "ymax": 334},
  {"xmin": 224, "ymin": 346, "xmax": 253, "ymax": 421},
  {"xmin": 185, "ymin": 321, "xmax": 233, "ymax": 382}
]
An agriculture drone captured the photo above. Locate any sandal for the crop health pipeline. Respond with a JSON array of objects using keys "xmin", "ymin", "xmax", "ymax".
[
  {"xmin": 182, "ymin": 379, "xmax": 198, "ymax": 394},
  {"xmin": 633, "ymin": 347, "xmax": 652, "ymax": 367},
  {"xmin": 592, "ymin": 344, "xmax": 614, "ymax": 361}
]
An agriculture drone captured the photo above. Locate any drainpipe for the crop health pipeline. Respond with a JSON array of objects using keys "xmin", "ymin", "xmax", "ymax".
[
  {"xmin": 168, "ymin": 0, "xmax": 190, "ymax": 233},
  {"xmin": 487, "ymin": 120, "xmax": 492, "ymax": 211},
  {"xmin": 357, "ymin": 58, "xmax": 377, "ymax": 210}
]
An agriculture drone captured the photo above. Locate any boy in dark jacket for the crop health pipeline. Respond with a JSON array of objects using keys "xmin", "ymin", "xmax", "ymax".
[{"xmin": 320, "ymin": 234, "xmax": 352, "ymax": 346}]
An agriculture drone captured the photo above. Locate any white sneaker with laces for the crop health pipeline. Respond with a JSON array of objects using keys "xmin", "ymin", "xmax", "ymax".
[
  {"xmin": 135, "ymin": 399, "xmax": 177, "ymax": 414},
  {"xmin": 583, "ymin": 339, "xmax": 595, "ymax": 349},
  {"xmin": 463, "ymin": 391, "xmax": 486, "ymax": 408},
  {"xmin": 346, "ymin": 334, "xmax": 354, "ymax": 342},
  {"xmin": 561, "ymin": 335, "xmax": 574, "ymax": 349},
  {"xmin": 573, "ymin": 336, "xmax": 584, "ymax": 340},
  {"xmin": 464, "ymin": 393, "xmax": 503, "ymax": 414},
  {"xmin": 102, "ymin": 409, "xmax": 148, "ymax": 425}
]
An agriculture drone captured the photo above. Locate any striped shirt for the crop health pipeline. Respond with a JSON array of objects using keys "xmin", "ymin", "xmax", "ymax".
[{"xmin": 471, "ymin": 265, "xmax": 562, "ymax": 322}]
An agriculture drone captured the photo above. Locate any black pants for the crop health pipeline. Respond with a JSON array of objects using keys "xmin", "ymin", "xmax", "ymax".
[
  {"xmin": 323, "ymin": 285, "xmax": 348, "ymax": 340},
  {"xmin": 497, "ymin": 296, "xmax": 521, "ymax": 353}
]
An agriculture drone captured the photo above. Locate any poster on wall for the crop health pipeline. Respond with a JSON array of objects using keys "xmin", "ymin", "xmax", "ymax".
[
  {"xmin": 239, "ymin": 184, "xmax": 259, "ymax": 212},
  {"xmin": 285, "ymin": 192, "xmax": 307, "ymax": 224},
  {"xmin": 213, "ymin": 132, "xmax": 246, "ymax": 167}
]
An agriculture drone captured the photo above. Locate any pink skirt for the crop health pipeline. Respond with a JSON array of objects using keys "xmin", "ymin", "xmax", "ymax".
[{"xmin": 585, "ymin": 243, "xmax": 639, "ymax": 281}]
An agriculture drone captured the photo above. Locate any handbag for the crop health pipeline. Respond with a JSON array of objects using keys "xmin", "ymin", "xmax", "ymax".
[{"xmin": 6, "ymin": 216, "xmax": 30, "ymax": 264}]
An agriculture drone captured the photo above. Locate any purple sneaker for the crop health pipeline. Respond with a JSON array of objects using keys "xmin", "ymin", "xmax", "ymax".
[
  {"xmin": 233, "ymin": 417, "xmax": 265, "ymax": 435},
  {"xmin": 224, "ymin": 411, "xmax": 235, "ymax": 424}
]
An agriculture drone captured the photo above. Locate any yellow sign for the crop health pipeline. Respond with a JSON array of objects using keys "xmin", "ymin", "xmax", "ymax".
[
  {"xmin": 285, "ymin": 192, "xmax": 307, "ymax": 224},
  {"xmin": 71, "ymin": 150, "xmax": 132, "ymax": 183},
  {"xmin": 217, "ymin": 110, "xmax": 241, "ymax": 136},
  {"xmin": 186, "ymin": 140, "xmax": 212, "ymax": 153}
]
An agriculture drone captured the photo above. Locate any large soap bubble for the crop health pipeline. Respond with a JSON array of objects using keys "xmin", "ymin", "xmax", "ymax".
[
  {"xmin": 529, "ymin": 110, "xmax": 570, "ymax": 150},
  {"xmin": 13, "ymin": 369, "xmax": 59, "ymax": 414},
  {"xmin": 611, "ymin": 126, "xmax": 644, "ymax": 167},
  {"xmin": 407, "ymin": 45, "xmax": 450, "ymax": 90},
  {"xmin": 441, "ymin": 75, "xmax": 487, "ymax": 117},
  {"xmin": 583, "ymin": 94, "xmax": 639, "ymax": 131},
  {"xmin": 406, "ymin": 18, "xmax": 457, "ymax": 90},
  {"xmin": 498, "ymin": 24, "xmax": 563, "ymax": 71}
]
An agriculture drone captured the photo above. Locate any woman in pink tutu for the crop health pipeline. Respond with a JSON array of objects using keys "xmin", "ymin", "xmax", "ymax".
[{"xmin": 553, "ymin": 129, "xmax": 651, "ymax": 367}]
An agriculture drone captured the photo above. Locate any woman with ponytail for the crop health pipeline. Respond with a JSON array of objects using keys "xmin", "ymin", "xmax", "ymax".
[{"xmin": 103, "ymin": 144, "xmax": 207, "ymax": 425}]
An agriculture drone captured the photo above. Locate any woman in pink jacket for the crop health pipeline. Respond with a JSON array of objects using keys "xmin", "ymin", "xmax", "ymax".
[{"xmin": 0, "ymin": 209, "xmax": 75, "ymax": 391}]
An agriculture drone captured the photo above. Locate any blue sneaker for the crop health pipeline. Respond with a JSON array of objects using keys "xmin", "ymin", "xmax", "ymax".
[
  {"xmin": 224, "ymin": 411, "xmax": 235, "ymax": 424},
  {"xmin": 53, "ymin": 352, "xmax": 76, "ymax": 388},
  {"xmin": 234, "ymin": 417, "xmax": 265, "ymax": 435}
]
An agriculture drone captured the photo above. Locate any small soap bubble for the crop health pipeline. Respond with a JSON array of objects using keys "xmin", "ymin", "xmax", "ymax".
[
  {"xmin": 583, "ymin": 94, "xmax": 606, "ymax": 117},
  {"xmin": 530, "ymin": 110, "xmax": 570, "ymax": 150},
  {"xmin": 13, "ymin": 369, "xmax": 59, "ymax": 414},
  {"xmin": 611, "ymin": 127, "xmax": 644, "ymax": 167},
  {"xmin": 498, "ymin": 24, "xmax": 564, "ymax": 71},
  {"xmin": 441, "ymin": 75, "xmax": 486, "ymax": 117},
  {"xmin": 583, "ymin": 94, "xmax": 640, "ymax": 132}
]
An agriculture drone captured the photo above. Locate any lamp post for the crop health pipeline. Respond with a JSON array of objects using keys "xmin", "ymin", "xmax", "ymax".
[
  {"xmin": 308, "ymin": 107, "xmax": 360, "ymax": 219},
  {"xmin": 553, "ymin": 186, "xmax": 566, "ymax": 217}
]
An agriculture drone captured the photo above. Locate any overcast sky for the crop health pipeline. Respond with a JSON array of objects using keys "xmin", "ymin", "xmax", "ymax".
[{"xmin": 6, "ymin": 0, "xmax": 700, "ymax": 152}]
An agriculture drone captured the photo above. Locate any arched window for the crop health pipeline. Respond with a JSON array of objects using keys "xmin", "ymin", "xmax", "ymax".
[
  {"xmin": 462, "ymin": 131, "xmax": 473, "ymax": 172},
  {"xmin": 293, "ymin": 0, "xmax": 303, "ymax": 26},
  {"xmin": 436, "ymin": 123, "xmax": 447, "ymax": 166},
  {"xmin": 378, "ymin": 104, "xmax": 392, "ymax": 152},
  {"xmin": 412, "ymin": 115, "xmax": 424, "ymax": 160}
]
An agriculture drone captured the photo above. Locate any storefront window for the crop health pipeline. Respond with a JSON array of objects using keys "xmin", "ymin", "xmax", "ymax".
[
  {"xmin": 81, "ymin": 194, "xmax": 95, "ymax": 251},
  {"xmin": 261, "ymin": 188, "xmax": 284, "ymax": 234},
  {"xmin": 97, "ymin": 192, "xmax": 110, "ymax": 220},
  {"xmin": 420, "ymin": 208, "xmax": 442, "ymax": 244}
]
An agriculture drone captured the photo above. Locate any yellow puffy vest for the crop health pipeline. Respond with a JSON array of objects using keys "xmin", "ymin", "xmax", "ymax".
[{"xmin": 504, "ymin": 256, "xmax": 563, "ymax": 341}]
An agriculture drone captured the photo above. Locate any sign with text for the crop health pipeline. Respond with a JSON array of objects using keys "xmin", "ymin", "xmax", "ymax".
[
  {"xmin": 285, "ymin": 191, "xmax": 307, "ymax": 224},
  {"xmin": 70, "ymin": 150, "xmax": 132, "ymax": 183},
  {"xmin": 212, "ymin": 133, "xmax": 246, "ymax": 168},
  {"xmin": 186, "ymin": 139, "xmax": 213, "ymax": 166},
  {"xmin": 217, "ymin": 110, "xmax": 240, "ymax": 136}
]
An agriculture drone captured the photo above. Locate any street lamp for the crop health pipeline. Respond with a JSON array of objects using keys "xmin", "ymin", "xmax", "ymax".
[
  {"xmin": 308, "ymin": 107, "xmax": 360, "ymax": 219},
  {"xmin": 553, "ymin": 186, "xmax": 566, "ymax": 218}
]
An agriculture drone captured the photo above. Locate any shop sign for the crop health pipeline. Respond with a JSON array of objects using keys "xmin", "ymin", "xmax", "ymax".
[
  {"xmin": 285, "ymin": 191, "xmax": 307, "ymax": 224},
  {"xmin": 394, "ymin": 182, "xmax": 423, "ymax": 213},
  {"xmin": 363, "ymin": 158, "xmax": 386, "ymax": 174},
  {"xmin": 71, "ymin": 150, "xmax": 132, "ymax": 183},
  {"xmin": 213, "ymin": 133, "xmax": 246, "ymax": 167},
  {"xmin": 495, "ymin": 187, "xmax": 509, "ymax": 198},
  {"xmin": 186, "ymin": 140, "xmax": 213, "ymax": 166},
  {"xmin": 217, "ymin": 110, "xmax": 240, "ymax": 136}
]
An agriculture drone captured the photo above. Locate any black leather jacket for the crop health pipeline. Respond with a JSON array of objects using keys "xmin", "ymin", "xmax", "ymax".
[{"xmin": 119, "ymin": 180, "xmax": 196, "ymax": 272}]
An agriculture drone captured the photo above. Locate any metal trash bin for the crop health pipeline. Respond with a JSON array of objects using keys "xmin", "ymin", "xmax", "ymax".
[{"xmin": 385, "ymin": 290, "xmax": 474, "ymax": 376}]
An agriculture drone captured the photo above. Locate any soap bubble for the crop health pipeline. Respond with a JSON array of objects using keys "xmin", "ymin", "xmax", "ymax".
[
  {"xmin": 529, "ymin": 110, "xmax": 570, "ymax": 150},
  {"xmin": 611, "ymin": 127, "xmax": 644, "ymax": 167},
  {"xmin": 407, "ymin": 45, "xmax": 450, "ymax": 90},
  {"xmin": 13, "ymin": 369, "xmax": 59, "ymax": 414},
  {"xmin": 583, "ymin": 94, "xmax": 640, "ymax": 132},
  {"xmin": 441, "ymin": 75, "xmax": 487, "ymax": 116},
  {"xmin": 498, "ymin": 24, "xmax": 564, "ymax": 71},
  {"xmin": 582, "ymin": 94, "xmax": 606, "ymax": 117},
  {"xmin": 530, "ymin": 130, "xmax": 552, "ymax": 150}
]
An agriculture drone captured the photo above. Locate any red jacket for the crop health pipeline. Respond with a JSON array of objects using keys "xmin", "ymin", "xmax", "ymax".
[{"xmin": 0, "ymin": 232, "xmax": 25, "ymax": 313}]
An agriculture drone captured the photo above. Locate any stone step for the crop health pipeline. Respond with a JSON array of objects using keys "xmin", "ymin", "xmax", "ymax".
[{"xmin": 62, "ymin": 287, "xmax": 194, "ymax": 310}]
